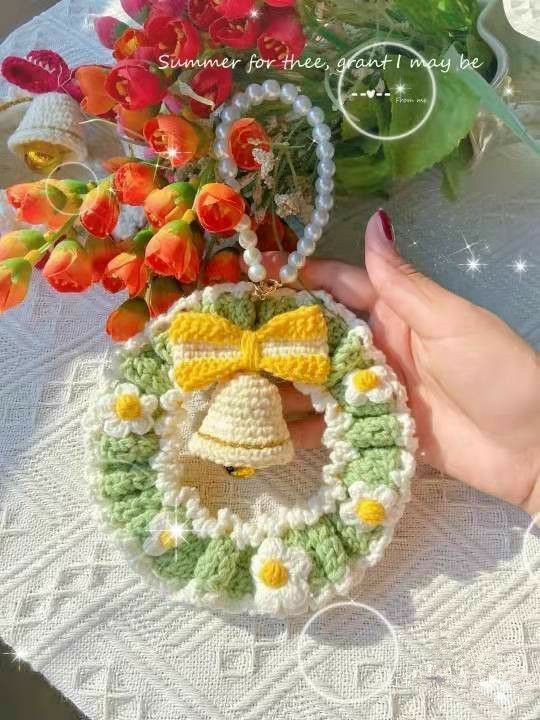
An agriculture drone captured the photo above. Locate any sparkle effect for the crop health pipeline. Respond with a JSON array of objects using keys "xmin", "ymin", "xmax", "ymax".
[
  {"xmin": 394, "ymin": 82, "xmax": 407, "ymax": 96},
  {"xmin": 454, "ymin": 234, "xmax": 487, "ymax": 275},
  {"xmin": 509, "ymin": 257, "xmax": 529, "ymax": 279}
]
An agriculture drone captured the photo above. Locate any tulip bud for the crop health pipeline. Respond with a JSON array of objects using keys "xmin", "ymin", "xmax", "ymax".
[
  {"xmin": 94, "ymin": 16, "xmax": 130, "ymax": 49},
  {"xmin": 106, "ymin": 297, "xmax": 150, "ymax": 341},
  {"xmin": 103, "ymin": 228, "xmax": 152, "ymax": 296},
  {"xmin": 42, "ymin": 240, "xmax": 93, "ymax": 293},
  {"xmin": 0, "ymin": 230, "xmax": 45, "ymax": 261},
  {"xmin": 204, "ymin": 249, "xmax": 241, "ymax": 284},
  {"xmin": 0, "ymin": 258, "xmax": 32, "ymax": 312},
  {"xmin": 145, "ymin": 220, "xmax": 200, "ymax": 282},
  {"xmin": 79, "ymin": 181, "xmax": 120, "ymax": 238},
  {"xmin": 85, "ymin": 236, "xmax": 121, "ymax": 282},
  {"xmin": 146, "ymin": 276, "xmax": 183, "ymax": 317},
  {"xmin": 143, "ymin": 116, "xmax": 201, "ymax": 167},
  {"xmin": 144, "ymin": 182, "xmax": 197, "ymax": 228},
  {"xmin": 120, "ymin": 0, "xmax": 152, "ymax": 24},
  {"xmin": 113, "ymin": 162, "xmax": 161, "ymax": 206}
]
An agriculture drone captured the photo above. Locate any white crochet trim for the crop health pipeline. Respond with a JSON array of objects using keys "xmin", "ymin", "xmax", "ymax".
[{"xmin": 84, "ymin": 283, "xmax": 417, "ymax": 616}]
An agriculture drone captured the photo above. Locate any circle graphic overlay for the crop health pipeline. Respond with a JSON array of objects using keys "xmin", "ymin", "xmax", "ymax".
[
  {"xmin": 522, "ymin": 513, "xmax": 540, "ymax": 587},
  {"xmin": 45, "ymin": 160, "xmax": 99, "ymax": 217},
  {"xmin": 337, "ymin": 41, "xmax": 438, "ymax": 142},
  {"xmin": 297, "ymin": 601, "xmax": 399, "ymax": 705}
]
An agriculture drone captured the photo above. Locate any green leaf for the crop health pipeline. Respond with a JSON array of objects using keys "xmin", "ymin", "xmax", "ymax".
[
  {"xmin": 393, "ymin": 0, "xmax": 477, "ymax": 35},
  {"xmin": 439, "ymin": 137, "xmax": 474, "ymax": 200},
  {"xmin": 334, "ymin": 151, "xmax": 392, "ymax": 194},
  {"xmin": 383, "ymin": 63, "xmax": 480, "ymax": 179},
  {"xmin": 446, "ymin": 46, "xmax": 540, "ymax": 156}
]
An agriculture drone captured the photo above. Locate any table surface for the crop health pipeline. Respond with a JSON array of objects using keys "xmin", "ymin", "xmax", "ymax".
[{"xmin": 1, "ymin": 2, "xmax": 540, "ymax": 720}]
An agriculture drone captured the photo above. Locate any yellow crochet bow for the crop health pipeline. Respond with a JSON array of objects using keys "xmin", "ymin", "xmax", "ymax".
[{"xmin": 169, "ymin": 305, "xmax": 330, "ymax": 392}]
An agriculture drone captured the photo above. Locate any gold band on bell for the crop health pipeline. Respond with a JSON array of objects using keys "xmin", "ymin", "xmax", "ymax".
[{"xmin": 195, "ymin": 431, "xmax": 289, "ymax": 450}]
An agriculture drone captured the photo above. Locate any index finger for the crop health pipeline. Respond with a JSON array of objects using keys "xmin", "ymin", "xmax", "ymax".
[{"xmin": 261, "ymin": 251, "xmax": 376, "ymax": 314}]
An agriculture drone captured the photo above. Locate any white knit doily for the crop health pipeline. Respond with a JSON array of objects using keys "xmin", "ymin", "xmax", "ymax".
[{"xmin": 1, "ymin": 2, "xmax": 540, "ymax": 719}]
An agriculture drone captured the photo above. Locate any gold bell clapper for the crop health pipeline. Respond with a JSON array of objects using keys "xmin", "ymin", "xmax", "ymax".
[
  {"xmin": 22, "ymin": 140, "xmax": 68, "ymax": 173},
  {"xmin": 189, "ymin": 373, "xmax": 295, "ymax": 472}
]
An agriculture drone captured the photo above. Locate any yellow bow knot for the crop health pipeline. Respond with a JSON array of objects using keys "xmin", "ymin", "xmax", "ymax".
[{"xmin": 169, "ymin": 304, "xmax": 330, "ymax": 391}]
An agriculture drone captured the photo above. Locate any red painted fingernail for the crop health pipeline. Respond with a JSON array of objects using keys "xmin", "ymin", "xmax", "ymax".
[{"xmin": 377, "ymin": 208, "xmax": 395, "ymax": 244}]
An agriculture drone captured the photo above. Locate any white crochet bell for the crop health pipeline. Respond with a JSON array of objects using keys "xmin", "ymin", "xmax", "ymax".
[
  {"xmin": 189, "ymin": 373, "xmax": 294, "ymax": 472},
  {"xmin": 8, "ymin": 92, "xmax": 87, "ymax": 172}
]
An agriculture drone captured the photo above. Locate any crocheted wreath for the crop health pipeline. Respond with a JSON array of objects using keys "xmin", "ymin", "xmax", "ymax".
[{"xmin": 85, "ymin": 283, "xmax": 417, "ymax": 617}]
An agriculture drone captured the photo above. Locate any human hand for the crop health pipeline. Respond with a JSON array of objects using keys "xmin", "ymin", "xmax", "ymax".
[{"xmin": 270, "ymin": 210, "xmax": 540, "ymax": 514}]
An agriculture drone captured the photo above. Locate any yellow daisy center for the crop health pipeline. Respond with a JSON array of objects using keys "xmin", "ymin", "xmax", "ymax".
[
  {"xmin": 259, "ymin": 559, "xmax": 289, "ymax": 589},
  {"xmin": 353, "ymin": 369, "xmax": 380, "ymax": 392},
  {"xmin": 159, "ymin": 530, "xmax": 177, "ymax": 551},
  {"xmin": 115, "ymin": 394, "xmax": 142, "ymax": 421},
  {"xmin": 355, "ymin": 499, "xmax": 386, "ymax": 525}
]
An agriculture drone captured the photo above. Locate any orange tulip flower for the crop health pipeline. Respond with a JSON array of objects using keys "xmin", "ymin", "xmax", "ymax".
[
  {"xmin": 203, "ymin": 248, "xmax": 241, "ymax": 284},
  {"xmin": 146, "ymin": 276, "xmax": 183, "ymax": 317},
  {"xmin": 143, "ymin": 115, "xmax": 201, "ymax": 167},
  {"xmin": 106, "ymin": 297, "xmax": 150, "ymax": 341},
  {"xmin": 144, "ymin": 220, "xmax": 200, "ymax": 283},
  {"xmin": 0, "ymin": 230, "xmax": 45, "ymax": 261},
  {"xmin": 76, "ymin": 65, "xmax": 117, "ymax": 116},
  {"xmin": 113, "ymin": 28, "xmax": 149, "ymax": 60},
  {"xmin": 0, "ymin": 258, "xmax": 32, "ymax": 312},
  {"xmin": 42, "ymin": 240, "xmax": 93, "ymax": 293},
  {"xmin": 144, "ymin": 182, "xmax": 196, "ymax": 227},
  {"xmin": 79, "ymin": 180, "xmax": 120, "ymax": 238},
  {"xmin": 103, "ymin": 228, "xmax": 152, "ymax": 296},
  {"xmin": 228, "ymin": 118, "xmax": 270, "ymax": 171},
  {"xmin": 113, "ymin": 162, "xmax": 160, "ymax": 205},
  {"xmin": 193, "ymin": 182, "xmax": 245, "ymax": 234},
  {"xmin": 85, "ymin": 236, "xmax": 121, "ymax": 282},
  {"xmin": 6, "ymin": 180, "xmax": 87, "ymax": 231}
]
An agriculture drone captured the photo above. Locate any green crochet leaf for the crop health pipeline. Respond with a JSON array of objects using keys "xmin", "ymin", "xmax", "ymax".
[
  {"xmin": 109, "ymin": 487, "xmax": 162, "ymax": 526},
  {"xmin": 330, "ymin": 515, "xmax": 384, "ymax": 558},
  {"xmin": 152, "ymin": 331, "xmax": 174, "ymax": 365},
  {"xmin": 256, "ymin": 296, "xmax": 298, "ymax": 326},
  {"xmin": 331, "ymin": 382, "xmax": 392, "ymax": 417},
  {"xmin": 285, "ymin": 517, "xmax": 348, "ymax": 584},
  {"xmin": 121, "ymin": 349, "xmax": 172, "ymax": 396},
  {"xmin": 328, "ymin": 331, "xmax": 370, "ymax": 386},
  {"xmin": 101, "ymin": 463, "xmax": 156, "ymax": 499},
  {"xmin": 345, "ymin": 415, "xmax": 402, "ymax": 449},
  {"xmin": 326, "ymin": 314, "xmax": 349, "ymax": 355},
  {"xmin": 227, "ymin": 547, "xmax": 256, "ymax": 598},
  {"xmin": 194, "ymin": 537, "xmax": 242, "ymax": 594},
  {"xmin": 99, "ymin": 432, "xmax": 160, "ymax": 466},
  {"xmin": 153, "ymin": 537, "xmax": 210, "ymax": 581},
  {"xmin": 203, "ymin": 293, "xmax": 256, "ymax": 329},
  {"xmin": 343, "ymin": 447, "xmax": 402, "ymax": 489}
]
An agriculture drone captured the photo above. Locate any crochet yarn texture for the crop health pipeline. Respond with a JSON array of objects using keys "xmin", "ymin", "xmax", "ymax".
[{"xmin": 85, "ymin": 283, "xmax": 417, "ymax": 617}]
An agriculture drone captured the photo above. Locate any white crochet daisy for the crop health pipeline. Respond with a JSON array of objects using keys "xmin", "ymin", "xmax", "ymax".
[
  {"xmin": 99, "ymin": 382, "xmax": 158, "ymax": 439},
  {"xmin": 340, "ymin": 481, "xmax": 401, "ymax": 531},
  {"xmin": 143, "ymin": 511, "xmax": 190, "ymax": 556},
  {"xmin": 343, "ymin": 366, "xmax": 393, "ymax": 406},
  {"xmin": 251, "ymin": 538, "xmax": 311, "ymax": 616}
]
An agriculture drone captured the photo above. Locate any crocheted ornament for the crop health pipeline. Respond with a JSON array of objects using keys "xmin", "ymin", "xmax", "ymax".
[
  {"xmin": 8, "ymin": 92, "xmax": 87, "ymax": 172},
  {"xmin": 85, "ymin": 283, "xmax": 417, "ymax": 617}
]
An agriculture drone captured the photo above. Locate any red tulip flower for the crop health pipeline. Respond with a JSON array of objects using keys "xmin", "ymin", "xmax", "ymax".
[
  {"xmin": 190, "ymin": 66, "xmax": 233, "ymax": 118},
  {"xmin": 214, "ymin": 0, "xmax": 255, "ymax": 19},
  {"xmin": 209, "ymin": 15, "xmax": 261, "ymax": 49},
  {"xmin": 255, "ymin": 214, "xmax": 298, "ymax": 252},
  {"xmin": 42, "ymin": 240, "xmax": 93, "ymax": 293},
  {"xmin": 204, "ymin": 248, "xmax": 241, "ymax": 284},
  {"xmin": 105, "ymin": 60, "xmax": 167, "ymax": 111},
  {"xmin": 113, "ymin": 162, "xmax": 161, "ymax": 205},
  {"xmin": 103, "ymin": 228, "xmax": 152, "ymax": 295},
  {"xmin": 193, "ymin": 183, "xmax": 245, "ymax": 234},
  {"xmin": 113, "ymin": 28, "xmax": 150, "ymax": 60},
  {"xmin": 228, "ymin": 118, "xmax": 270, "ymax": 170},
  {"xmin": 145, "ymin": 220, "xmax": 200, "ymax": 282},
  {"xmin": 144, "ymin": 182, "xmax": 196, "ymax": 227},
  {"xmin": 146, "ymin": 275, "xmax": 183, "ymax": 316},
  {"xmin": 145, "ymin": 15, "xmax": 200, "ymax": 62},
  {"xmin": 79, "ymin": 181, "xmax": 120, "ymax": 238},
  {"xmin": 143, "ymin": 115, "xmax": 201, "ymax": 167},
  {"xmin": 106, "ymin": 297, "xmax": 150, "ymax": 341},
  {"xmin": 0, "ymin": 258, "xmax": 32, "ymax": 312},
  {"xmin": 257, "ymin": 9, "xmax": 306, "ymax": 65},
  {"xmin": 0, "ymin": 230, "xmax": 45, "ymax": 261},
  {"xmin": 188, "ymin": 0, "xmax": 220, "ymax": 29},
  {"xmin": 94, "ymin": 16, "xmax": 130, "ymax": 50}
]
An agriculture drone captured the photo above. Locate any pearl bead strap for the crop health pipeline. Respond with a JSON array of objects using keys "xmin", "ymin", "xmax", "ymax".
[{"xmin": 214, "ymin": 80, "xmax": 335, "ymax": 285}]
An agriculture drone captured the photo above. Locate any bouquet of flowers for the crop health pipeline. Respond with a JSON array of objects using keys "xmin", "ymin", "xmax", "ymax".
[{"xmin": 0, "ymin": 0, "xmax": 532, "ymax": 338}]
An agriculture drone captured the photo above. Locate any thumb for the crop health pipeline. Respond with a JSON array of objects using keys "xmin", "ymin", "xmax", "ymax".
[{"xmin": 365, "ymin": 209, "xmax": 457, "ymax": 336}]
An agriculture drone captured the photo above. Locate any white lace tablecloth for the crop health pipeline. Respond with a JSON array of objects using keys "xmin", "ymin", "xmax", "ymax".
[{"xmin": 1, "ymin": 3, "xmax": 540, "ymax": 720}]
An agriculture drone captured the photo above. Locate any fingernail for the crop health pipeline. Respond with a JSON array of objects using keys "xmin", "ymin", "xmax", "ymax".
[{"xmin": 377, "ymin": 208, "xmax": 395, "ymax": 244}]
